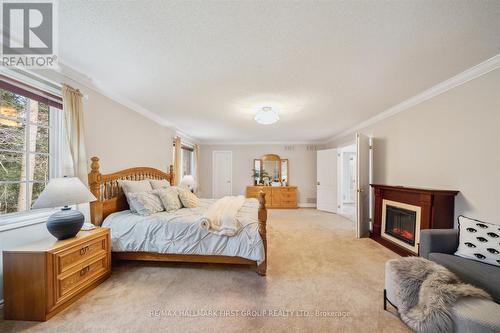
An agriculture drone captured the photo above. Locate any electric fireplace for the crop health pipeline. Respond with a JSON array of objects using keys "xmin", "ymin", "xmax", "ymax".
[
  {"xmin": 381, "ymin": 200, "xmax": 420, "ymax": 253},
  {"xmin": 371, "ymin": 184, "xmax": 459, "ymax": 256}
]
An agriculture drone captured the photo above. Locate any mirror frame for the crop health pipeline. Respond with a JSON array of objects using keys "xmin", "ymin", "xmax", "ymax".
[{"xmin": 253, "ymin": 154, "xmax": 289, "ymax": 186}]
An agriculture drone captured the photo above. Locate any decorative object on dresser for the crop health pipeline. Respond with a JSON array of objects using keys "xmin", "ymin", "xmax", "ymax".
[
  {"xmin": 3, "ymin": 228, "xmax": 111, "ymax": 321},
  {"xmin": 371, "ymin": 184, "xmax": 459, "ymax": 256},
  {"xmin": 88, "ymin": 156, "xmax": 267, "ymax": 276},
  {"xmin": 246, "ymin": 186, "xmax": 297, "ymax": 209},
  {"xmin": 31, "ymin": 177, "xmax": 97, "ymax": 240}
]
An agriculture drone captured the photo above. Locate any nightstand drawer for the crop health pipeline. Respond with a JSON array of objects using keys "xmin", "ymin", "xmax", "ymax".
[
  {"xmin": 54, "ymin": 234, "xmax": 108, "ymax": 275},
  {"xmin": 56, "ymin": 254, "xmax": 109, "ymax": 303}
]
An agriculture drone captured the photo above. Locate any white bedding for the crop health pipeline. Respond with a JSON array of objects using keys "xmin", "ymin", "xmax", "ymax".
[{"xmin": 102, "ymin": 198, "xmax": 265, "ymax": 264}]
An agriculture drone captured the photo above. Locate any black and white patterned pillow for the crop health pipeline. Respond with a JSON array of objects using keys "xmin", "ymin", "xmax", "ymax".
[{"xmin": 455, "ymin": 215, "xmax": 500, "ymax": 267}]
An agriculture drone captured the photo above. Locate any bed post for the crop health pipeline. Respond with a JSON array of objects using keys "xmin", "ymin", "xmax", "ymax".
[
  {"xmin": 88, "ymin": 156, "xmax": 103, "ymax": 226},
  {"xmin": 256, "ymin": 191, "xmax": 267, "ymax": 276},
  {"xmin": 168, "ymin": 164, "xmax": 174, "ymax": 185}
]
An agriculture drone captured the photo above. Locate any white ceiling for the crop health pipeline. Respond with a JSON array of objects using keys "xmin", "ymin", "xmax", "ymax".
[{"xmin": 57, "ymin": 1, "xmax": 500, "ymax": 143}]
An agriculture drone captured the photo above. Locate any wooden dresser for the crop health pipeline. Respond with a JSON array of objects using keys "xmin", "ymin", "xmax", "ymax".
[
  {"xmin": 3, "ymin": 228, "xmax": 111, "ymax": 321},
  {"xmin": 246, "ymin": 186, "xmax": 298, "ymax": 208}
]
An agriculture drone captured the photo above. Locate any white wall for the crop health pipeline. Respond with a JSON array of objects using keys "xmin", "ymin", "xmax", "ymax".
[
  {"xmin": 199, "ymin": 144, "xmax": 317, "ymax": 206},
  {"xmin": 327, "ymin": 69, "xmax": 500, "ymax": 224},
  {"xmin": 0, "ymin": 71, "xmax": 175, "ymax": 302}
]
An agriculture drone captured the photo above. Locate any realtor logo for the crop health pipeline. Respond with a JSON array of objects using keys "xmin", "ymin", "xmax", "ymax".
[{"xmin": 1, "ymin": 0, "xmax": 58, "ymax": 67}]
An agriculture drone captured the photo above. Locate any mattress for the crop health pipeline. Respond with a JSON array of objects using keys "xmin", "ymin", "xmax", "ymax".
[{"xmin": 102, "ymin": 198, "xmax": 265, "ymax": 264}]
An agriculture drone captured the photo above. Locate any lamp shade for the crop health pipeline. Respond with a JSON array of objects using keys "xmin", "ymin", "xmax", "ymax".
[
  {"xmin": 32, "ymin": 177, "xmax": 97, "ymax": 209},
  {"xmin": 180, "ymin": 175, "xmax": 195, "ymax": 188}
]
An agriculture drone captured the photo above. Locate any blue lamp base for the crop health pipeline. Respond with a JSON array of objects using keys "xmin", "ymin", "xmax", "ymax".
[{"xmin": 47, "ymin": 207, "xmax": 84, "ymax": 240}]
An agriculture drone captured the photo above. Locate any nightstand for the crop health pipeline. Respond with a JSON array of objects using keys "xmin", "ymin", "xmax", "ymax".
[{"xmin": 3, "ymin": 228, "xmax": 111, "ymax": 321}]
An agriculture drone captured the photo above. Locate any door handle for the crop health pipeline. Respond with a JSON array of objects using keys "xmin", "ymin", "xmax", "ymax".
[
  {"xmin": 357, "ymin": 188, "xmax": 364, "ymax": 193},
  {"xmin": 317, "ymin": 181, "xmax": 320, "ymax": 185}
]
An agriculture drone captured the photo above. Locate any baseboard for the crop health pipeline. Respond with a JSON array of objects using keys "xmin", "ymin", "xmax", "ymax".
[{"xmin": 298, "ymin": 203, "xmax": 316, "ymax": 208}]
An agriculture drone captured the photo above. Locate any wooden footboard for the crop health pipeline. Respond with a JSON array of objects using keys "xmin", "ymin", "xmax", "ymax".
[{"xmin": 87, "ymin": 156, "xmax": 267, "ymax": 276}]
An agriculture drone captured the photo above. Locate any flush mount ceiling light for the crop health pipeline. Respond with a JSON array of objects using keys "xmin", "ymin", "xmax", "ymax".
[{"xmin": 254, "ymin": 106, "xmax": 279, "ymax": 125}]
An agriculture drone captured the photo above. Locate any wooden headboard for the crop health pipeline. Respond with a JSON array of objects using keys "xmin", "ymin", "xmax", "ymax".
[{"xmin": 88, "ymin": 156, "xmax": 174, "ymax": 226}]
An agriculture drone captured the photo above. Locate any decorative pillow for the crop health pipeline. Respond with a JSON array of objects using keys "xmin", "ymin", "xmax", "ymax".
[
  {"xmin": 156, "ymin": 187, "xmax": 183, "ymax": 212},
  {"xmin": 455, "ymin": 215, "xmax": 500, "ymax": 267},
  {"xmin": 117, "ymin": 180, "xmax": 153, "ymax": 213},
  {"xmin": 177, "ymin": 187, "xmax": 199, "ymax": 208},
  {"xmin": 127, "ymin": 191, "xmax": 164, "ymax": 216},
  {"xmin": 150, "ymin": 179, "xmax": 171, "ymax": 190}
]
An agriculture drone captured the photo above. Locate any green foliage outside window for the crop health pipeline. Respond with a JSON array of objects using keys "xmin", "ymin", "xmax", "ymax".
[{"xmin": 0, "ymin": 88, "xmax": 51, "ymax": 214}]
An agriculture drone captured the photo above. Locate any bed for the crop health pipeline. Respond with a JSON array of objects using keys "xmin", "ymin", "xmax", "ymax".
[{"xmin": 87, "ymin": 156, "xmax": 267, "ymax": 275}]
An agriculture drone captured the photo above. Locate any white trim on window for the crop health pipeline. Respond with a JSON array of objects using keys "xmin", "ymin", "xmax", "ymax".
[
  {"xmin": 49, "ymin": 106, "xmax": 64, "ymax": 179},
  {"xmin": 0, "ymin": 208, "xmax": 56, "ymax": 232}
]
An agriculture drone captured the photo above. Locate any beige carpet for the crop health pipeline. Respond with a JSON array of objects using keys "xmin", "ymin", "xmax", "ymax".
[{"xmin": 0, "ymin": 209, "xmax": 409, "ymax": 333}]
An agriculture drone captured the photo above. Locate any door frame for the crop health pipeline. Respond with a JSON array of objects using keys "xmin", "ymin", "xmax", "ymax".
[
  {"xmin": 212, "ymin": 150, "xmax": 233, "ymax": 198},
  {"xmin": 336, "ymin": 141, "xmax": 357, "ymax": 221},
  {"xmin": 356, "ymin": 133, "xmax": 373, "ymax": 238}
]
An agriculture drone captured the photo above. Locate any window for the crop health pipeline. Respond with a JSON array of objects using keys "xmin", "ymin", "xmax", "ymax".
[
  {"xmin": 0, "ymin": 78, "xmax": 63, "ymax": 215},
  {"xmin": 181, "ymin": 146, "xmax": 194, "ymax": 177},
  {"xmin": 173, "ymin": 139, "xmax": 195, "ymax": 179}
]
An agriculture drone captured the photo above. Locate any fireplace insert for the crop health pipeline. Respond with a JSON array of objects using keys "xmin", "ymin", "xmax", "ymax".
[{"xmin": 385, "ymin": 205, "xmax": 417, "ymax": 246}]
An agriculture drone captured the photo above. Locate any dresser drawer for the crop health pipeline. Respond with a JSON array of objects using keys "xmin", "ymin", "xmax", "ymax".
[
  {"xmin": 246, "ymin": 189, "xmax": 260, "ymax": 198},
  {"xmin": 281, "ymin": 200, "xmax": 297, "ymax": 207},
  {"xmin": 279, "ymin": 191, "xmax": 296, "ymax": 200},
  {"xmin": 246, "ymin": 187, "xmax": 271, "ymax": 198},
  {"xmin": 54, "ymin": 235, "xmax": 108, "ymax": 275},
  {"xmin": 56, "ymin": 254, "xmax": 109, "ymax": 303}
]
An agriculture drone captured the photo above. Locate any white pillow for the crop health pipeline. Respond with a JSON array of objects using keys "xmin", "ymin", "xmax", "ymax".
[
  {"xmin": 118, "ymin": 180, "xmax": 153, "ymax": 213},
  {"xmin": 127, "ymin": 191, "xmax": 164, "ymax": 216},
  {"xmin": 455, "ymin": 215, "xmax": 500, "ymax": 267},
  {"xmin": 156, "ymin": 187, "xmax": 183, "ymax": 212},
  {"xmin": 150, "ymin": 179, "xmax": 171, "ymax": 190},
  {"xmin": 177, "ymin": 187, "xmax": 199, "ymax": 208}
]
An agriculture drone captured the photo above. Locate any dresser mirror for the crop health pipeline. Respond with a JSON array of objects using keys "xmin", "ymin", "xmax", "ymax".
[{"xmin": 253, "ymin": 154, "xmax": 289, "ymax": 186}]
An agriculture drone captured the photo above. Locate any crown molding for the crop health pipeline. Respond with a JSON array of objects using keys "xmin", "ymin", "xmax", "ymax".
[
  {"xmin": 326, "ymin": 54, "xmax": 500, "ymax": 143},
  {"xmin": 200, "ymin": 140, "xmax": 325, "ymax": 146}
]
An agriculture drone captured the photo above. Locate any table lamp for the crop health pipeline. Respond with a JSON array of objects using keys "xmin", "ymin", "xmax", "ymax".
[
  {"xmin": 180, "ymin": 175, "xmax": 195, "ymax": 192},
  {"xmin": 32, "ymin": 177, "xmax": 97, "ymax": 240}
]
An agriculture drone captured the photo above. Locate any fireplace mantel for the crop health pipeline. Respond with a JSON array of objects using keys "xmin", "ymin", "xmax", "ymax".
[{"xmin": 371, "ymin": 184, "xmax": 459, "ymax": 256}]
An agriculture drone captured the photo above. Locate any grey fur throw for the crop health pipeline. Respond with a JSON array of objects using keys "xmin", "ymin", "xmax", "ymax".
[{"xmin": 392, "ymin": 257, "xmax": 491, "ymax": 333}]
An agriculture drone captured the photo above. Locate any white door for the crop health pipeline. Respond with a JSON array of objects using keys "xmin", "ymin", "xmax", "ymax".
[
  {"xmin": 317, "ymin": 148, "xmax": 337, "ymax": 213},
  {"xmin": 356, "ymin": 133, "xmax": 371, "ymax": 238},
  {"xmin": 212, "ymin": 151, "xmax": 232, "ymax": 198}
]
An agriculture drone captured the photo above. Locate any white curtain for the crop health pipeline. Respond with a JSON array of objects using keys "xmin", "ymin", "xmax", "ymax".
[
  {"xmin": 194, "ymin": 144, "xmax": 200, "ymax": 194},
  {"xmin": 173, "ymin": 136, "xmax": 181, "ymax": 185},
  {"xmin": 62, "ymin": 84, "xmax": 90, "ymax": 221}
]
